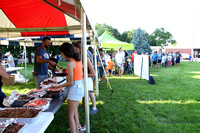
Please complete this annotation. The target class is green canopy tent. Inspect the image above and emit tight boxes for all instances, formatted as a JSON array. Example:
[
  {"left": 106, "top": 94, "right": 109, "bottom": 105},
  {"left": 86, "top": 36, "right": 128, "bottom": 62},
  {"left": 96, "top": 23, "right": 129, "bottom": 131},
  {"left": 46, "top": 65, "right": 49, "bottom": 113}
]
[{"left": 99, "top": 32, "right": 134, "bottom": 51}]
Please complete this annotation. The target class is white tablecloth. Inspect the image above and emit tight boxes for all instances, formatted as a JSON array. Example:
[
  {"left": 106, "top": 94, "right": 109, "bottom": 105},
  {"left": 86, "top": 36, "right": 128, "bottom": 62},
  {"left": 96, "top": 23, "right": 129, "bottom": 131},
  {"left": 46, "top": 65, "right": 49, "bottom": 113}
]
[
  {"left": 6, "top": 67, "right": 24, "bottom": 72},
  {"left": 21, "top": 112, "right": 54, "bottom": 133}
]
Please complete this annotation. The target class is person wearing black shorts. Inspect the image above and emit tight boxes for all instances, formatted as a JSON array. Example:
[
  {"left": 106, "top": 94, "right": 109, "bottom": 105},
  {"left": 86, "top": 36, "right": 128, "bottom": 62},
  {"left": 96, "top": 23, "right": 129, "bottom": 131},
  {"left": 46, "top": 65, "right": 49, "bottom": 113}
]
[
  {"left": 176, "top": 51, "right": 181, "bottom": 66},
  {"left": 152, "top": 51, "right": 158, "bottom": 69}
]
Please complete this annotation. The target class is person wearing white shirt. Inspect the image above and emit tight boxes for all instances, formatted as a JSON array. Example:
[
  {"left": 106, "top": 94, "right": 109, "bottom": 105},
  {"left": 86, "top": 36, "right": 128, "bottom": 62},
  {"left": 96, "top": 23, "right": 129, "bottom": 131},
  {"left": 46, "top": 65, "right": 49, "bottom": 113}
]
[
  {"left": 5, "top": 52, "right": 15, "bottom": 68},
  {"left": 115, "top": 46, "right": 124, "bottom": 77}
]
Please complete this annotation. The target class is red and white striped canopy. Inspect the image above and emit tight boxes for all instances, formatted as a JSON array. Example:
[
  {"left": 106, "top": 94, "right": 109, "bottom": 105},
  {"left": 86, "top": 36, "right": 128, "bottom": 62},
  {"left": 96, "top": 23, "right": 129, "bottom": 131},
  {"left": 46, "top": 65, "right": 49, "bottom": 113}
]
[{"left": 0, "top": 0, "right": 87, "bottom": 38}]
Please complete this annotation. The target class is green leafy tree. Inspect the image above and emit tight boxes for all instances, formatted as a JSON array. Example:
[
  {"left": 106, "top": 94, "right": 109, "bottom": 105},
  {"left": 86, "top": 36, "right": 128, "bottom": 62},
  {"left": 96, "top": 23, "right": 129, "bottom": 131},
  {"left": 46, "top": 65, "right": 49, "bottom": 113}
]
[
  {"left": 26, "top": 47, "right": 36, "bottom": 64},
  {"left": 149, "top": 28, "right": 176, "bottom": 47},
  {"left": 120, "top": 30, "right": 136, "bottom": 43},
  {"left": 95, "top": 23, "right": 121, "bottom": 40},
  {"left": 148, "top": 34, "right": 157, "bottom": 46},
  {"left": 3, "top": 45, "right": 22, "bottom": 58},
  {"left": 131, "top": 28, "right": 152, "bottom": 55}
]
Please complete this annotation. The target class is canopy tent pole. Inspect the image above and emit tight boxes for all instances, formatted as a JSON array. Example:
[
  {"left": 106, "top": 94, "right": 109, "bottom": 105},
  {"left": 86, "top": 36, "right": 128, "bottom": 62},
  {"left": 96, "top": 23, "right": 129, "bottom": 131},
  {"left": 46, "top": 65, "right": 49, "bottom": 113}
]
[
  {"left": 93, "top": 36, "right": 99, "bottom": 97},
  {"left": 24, "top": 41, "right": 27, "bottom": 77},
  {"left": 81, "top": 7, "right": 90, "bottom": 133}
]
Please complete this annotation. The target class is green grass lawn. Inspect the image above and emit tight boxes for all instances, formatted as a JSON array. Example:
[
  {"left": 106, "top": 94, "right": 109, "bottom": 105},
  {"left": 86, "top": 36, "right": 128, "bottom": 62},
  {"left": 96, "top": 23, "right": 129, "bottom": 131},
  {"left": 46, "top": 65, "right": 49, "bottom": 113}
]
[{"left": 2, "top": 61, "right": 200, "bottom": 133}]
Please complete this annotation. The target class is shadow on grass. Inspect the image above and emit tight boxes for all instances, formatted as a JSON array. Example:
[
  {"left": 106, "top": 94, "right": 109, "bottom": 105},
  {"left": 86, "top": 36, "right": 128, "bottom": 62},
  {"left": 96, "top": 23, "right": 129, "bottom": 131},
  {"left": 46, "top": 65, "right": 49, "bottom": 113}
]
[{"left": 2, "top": 79, "right": 36, "bottom": 96}]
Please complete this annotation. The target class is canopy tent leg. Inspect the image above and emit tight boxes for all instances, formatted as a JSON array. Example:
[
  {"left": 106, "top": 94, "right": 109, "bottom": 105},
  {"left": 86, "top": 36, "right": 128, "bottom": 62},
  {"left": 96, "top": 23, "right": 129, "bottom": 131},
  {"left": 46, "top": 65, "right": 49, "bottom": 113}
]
[
  {"left": 81, "top": 7, "right": 90, "bottom": 133},
  {"left": 24, "top": 41, "right": 27, "bottom": 77}
]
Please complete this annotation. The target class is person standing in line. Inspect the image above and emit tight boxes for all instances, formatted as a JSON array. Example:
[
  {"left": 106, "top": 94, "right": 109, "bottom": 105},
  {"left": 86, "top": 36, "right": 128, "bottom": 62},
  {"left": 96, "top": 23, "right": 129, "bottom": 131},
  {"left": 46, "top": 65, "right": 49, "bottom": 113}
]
[
  {"left": 157, "top": 50, "right": 162, "bottom": 68},
  {"left": 115, "top": 46, "right": 124, "bottom": 77},
  {"left": 73, "top": 41, "right": 98, "bottom": 132},
  {"left": 189, "top": 54, "right": 192, "bottom": 62},
  {"left": 107, "top": 56, "right": 114, "bottom": 77},
  {"left": 176, "top": 51, "right": 182, "bottom": 66},
  {"left": 131, "top": 50, "right": 136, "bottom": 72},
  {"left": 123, "top": 50, "right": 128, "bottom": 74},
  {"left": 34, "top": 37, "right": 56, "bottom": 88},
  {"left": 161, "top": 53, "right": 166, "bottom": 68},
  {"left": 104, "top": 52, "right": 110, "bottom": 75},
  {"left": 152, "top": 51, "right": 158, "bottom": 69},
  {"left": 127, "top": 56, "right": 132, "bottom": 74},
  {"left": 195, "top": 55, "right": 198, "bottom": 62},
  {"left": 99, "top": 48, "right": 106, "bottom": 83},
  {"left": 165, "top": 52, "right": 168, "bottom": 67},
  {"left": 167, "top": 54, "right": 172, "bottom": 67}
]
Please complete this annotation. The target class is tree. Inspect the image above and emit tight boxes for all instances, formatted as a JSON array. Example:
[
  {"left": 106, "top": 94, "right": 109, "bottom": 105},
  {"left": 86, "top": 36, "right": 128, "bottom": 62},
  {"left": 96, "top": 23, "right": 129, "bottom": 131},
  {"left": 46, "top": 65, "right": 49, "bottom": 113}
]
[
  {"left": 120, "top": 30, "right": 136, "bottom": 43},
  {"left": 26, "top": 47, "right": 36, "bottom": 64},
  {"left": 131, "top": 28, "right": 152, "bottom": 55},
  {"left": 148, "top": 34, "right": 157, "bottom": 46},
  {"left": 149, "top": 28, "right": 176, "bottom": 47},
  {"left": 95, "top": 23, "right": 121, "bottom": 40}
]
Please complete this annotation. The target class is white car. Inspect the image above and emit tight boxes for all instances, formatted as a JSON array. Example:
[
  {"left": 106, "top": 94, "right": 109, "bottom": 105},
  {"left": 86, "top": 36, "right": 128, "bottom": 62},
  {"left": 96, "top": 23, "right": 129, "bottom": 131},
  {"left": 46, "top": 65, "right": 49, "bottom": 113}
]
[{"left": 181, "top": 53, "right": 190, "bottom": 60}]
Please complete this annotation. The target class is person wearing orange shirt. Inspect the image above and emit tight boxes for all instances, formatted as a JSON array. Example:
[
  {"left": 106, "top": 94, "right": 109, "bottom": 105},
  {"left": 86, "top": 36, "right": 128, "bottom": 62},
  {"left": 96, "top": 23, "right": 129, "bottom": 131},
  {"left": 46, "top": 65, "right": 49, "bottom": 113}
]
[
  {"left": 53, "top": 43, "right": 83, "bottom": 133},
  {"left": 107, "top": 56, "right": 114, "bottom": 77}
]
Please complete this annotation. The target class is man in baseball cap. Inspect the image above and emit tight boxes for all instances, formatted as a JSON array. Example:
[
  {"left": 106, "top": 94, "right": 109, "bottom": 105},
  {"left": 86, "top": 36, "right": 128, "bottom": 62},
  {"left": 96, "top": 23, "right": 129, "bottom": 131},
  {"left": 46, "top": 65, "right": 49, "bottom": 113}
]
[{"left": 5, "top": 52, "right": 15, "bottom": 68}]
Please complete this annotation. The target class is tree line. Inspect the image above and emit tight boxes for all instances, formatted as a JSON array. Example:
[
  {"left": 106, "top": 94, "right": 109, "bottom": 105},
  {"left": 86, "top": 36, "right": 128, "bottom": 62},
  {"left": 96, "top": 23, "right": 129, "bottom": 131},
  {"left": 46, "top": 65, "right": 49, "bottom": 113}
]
[
  {"left": 95, "top": 23, "right": 177, "bottom": 47},
  {"left": 1, "top": 23, "right": 177, "bottom": 63}
]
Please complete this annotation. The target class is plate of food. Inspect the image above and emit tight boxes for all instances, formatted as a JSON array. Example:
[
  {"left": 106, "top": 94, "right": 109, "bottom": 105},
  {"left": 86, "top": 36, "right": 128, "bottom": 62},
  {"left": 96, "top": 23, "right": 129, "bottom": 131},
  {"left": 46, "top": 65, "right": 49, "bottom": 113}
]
[{"left": 23, "top": 98, "right": 52, "bottom": 111}]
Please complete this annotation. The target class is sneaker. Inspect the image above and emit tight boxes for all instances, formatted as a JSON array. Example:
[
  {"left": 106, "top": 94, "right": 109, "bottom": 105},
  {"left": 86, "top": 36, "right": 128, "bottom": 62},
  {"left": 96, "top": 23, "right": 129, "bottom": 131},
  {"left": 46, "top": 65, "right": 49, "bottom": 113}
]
[
  {"left": 68, "top": 126, "right": 82, "bottom": 131},
  {"left": 90, "top": 108, "right": 99, "bottom": 114}
]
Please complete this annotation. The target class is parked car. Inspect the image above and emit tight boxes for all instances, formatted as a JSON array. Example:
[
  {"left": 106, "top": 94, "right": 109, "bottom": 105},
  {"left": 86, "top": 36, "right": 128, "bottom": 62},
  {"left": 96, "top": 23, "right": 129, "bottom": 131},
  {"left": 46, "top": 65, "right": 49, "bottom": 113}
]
[{"left": 181, "top": 53, "right": 190, "bottom": 60}]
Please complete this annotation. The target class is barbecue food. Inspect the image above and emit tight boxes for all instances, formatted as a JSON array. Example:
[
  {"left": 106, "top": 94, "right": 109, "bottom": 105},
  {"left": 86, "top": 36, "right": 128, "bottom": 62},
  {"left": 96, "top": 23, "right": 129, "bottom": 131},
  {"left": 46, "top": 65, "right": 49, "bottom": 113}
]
[
  {"left": 17, "top": 95, "right": 31, "bottom": 101},
  {"left": 42, "top": 81, "right": 49, "bottom": 85},
  {"left": 3, "top": 123, "right": 24, "bottom": 133},
  {"left": 0, "top": 109, "right": 41, "bottom": 118}
]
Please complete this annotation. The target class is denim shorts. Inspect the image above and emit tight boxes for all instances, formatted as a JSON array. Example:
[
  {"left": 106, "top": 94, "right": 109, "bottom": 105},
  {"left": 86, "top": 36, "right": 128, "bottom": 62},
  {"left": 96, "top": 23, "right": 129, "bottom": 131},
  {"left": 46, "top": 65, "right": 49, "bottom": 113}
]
[
  {"left": 82, "top": 77, "right": 93, "bottom": 95},
  {"left": 68, "top": 80, "right": 84, "bottom": 101}
]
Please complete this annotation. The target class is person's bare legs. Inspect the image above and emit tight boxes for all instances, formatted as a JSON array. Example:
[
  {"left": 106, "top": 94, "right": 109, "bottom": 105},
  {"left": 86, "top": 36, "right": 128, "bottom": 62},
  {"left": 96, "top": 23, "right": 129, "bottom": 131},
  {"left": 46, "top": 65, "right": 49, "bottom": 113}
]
[
  {"left": 120, "top": 69, "right": 123, "bottom": 76},
  {"left": 82, "top": 95, "right": 91, "bottom": 130},
  {"left": 74, "top": 107, "right": 81, "bottom": 130},
  {"left": 68, "top": 99, "right": 80, "bottom": 133},
  {"left": 102, "top": 75, "right": 105, "bottom": 82},
  {"left": 90, "top": 92, "right": 97, "bottom": 109},
  {"left": 117, "top": 69, "right": 120, "bottom": 76}
]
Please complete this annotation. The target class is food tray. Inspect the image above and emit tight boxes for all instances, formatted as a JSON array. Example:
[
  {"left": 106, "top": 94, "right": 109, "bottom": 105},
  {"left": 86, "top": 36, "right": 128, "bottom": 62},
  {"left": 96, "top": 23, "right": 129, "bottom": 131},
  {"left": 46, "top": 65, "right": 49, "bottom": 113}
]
[
  {"left": 27, "top": 89, "right": 41, "bottom": 94},
  {"left": 11, "top": 95, "right": 35, "bottom": 107},
  {"left": 0, "top": 108, "right": 42, "bottom": 124},
  {"left": 1, "top": 122, "right": 26, "bottom": 133},
  {"left": 46, "top": 88, "right": 64, "bottom": 98}
]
